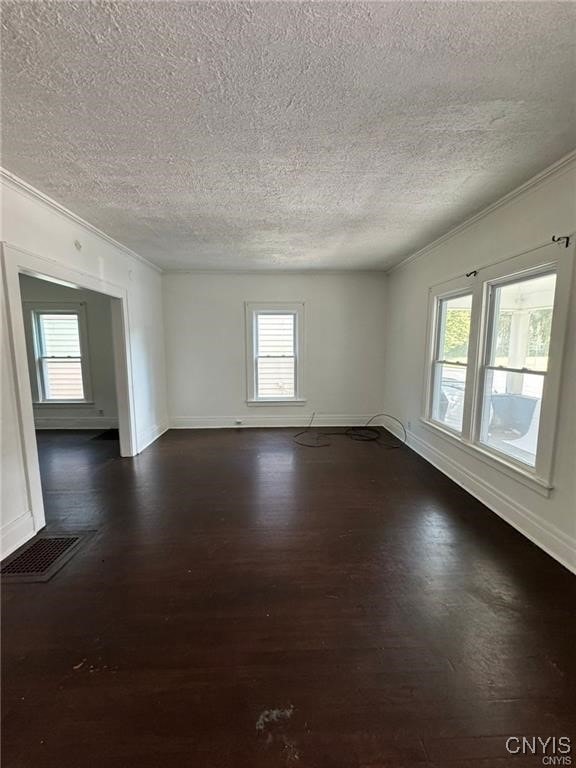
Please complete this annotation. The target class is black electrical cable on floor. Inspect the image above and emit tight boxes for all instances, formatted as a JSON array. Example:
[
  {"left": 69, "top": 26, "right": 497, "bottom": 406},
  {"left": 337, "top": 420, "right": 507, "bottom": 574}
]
[{"left": 293, "top": 412, "right": 407, "bottom": 449}]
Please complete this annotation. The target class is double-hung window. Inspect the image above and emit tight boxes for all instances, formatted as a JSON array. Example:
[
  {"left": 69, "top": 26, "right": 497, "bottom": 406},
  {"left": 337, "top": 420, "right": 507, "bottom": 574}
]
[
  {"left": 25, "top": 303, "right": 92, "bottom": 403},
  {"left": 245, "top": 302, "right": 305, "bottom": 403},
  {"left": 424, "top": 242, "right": 572, "bottom": 490},
  {"left": 478, "top": 271, "right": 556, "bottom": 466},
  {"left": 430, "top": 292, "right": 473, "bottom": 434}
]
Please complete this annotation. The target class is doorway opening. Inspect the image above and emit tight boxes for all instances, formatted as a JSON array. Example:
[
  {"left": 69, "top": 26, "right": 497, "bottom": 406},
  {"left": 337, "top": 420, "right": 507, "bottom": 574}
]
[{"left": 19, "top": 273, "right": 122, "bottom": 530}]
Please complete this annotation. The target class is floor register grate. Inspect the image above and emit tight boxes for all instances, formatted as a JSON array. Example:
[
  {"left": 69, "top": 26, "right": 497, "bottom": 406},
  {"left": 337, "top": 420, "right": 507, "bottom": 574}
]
[{"left": 1, "top": 533, "right": 93, "bottom": 582}]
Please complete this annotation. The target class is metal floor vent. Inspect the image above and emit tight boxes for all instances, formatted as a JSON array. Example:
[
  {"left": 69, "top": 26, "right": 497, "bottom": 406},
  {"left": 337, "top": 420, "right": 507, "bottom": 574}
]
[{"left": 1, "top": 533, "right": 92, "bottom": 583}]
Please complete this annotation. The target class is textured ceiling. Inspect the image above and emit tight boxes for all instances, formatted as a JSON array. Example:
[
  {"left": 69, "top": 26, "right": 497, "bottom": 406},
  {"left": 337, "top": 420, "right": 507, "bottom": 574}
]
[{"left": 1, "top": 1, "right": 575, "bottom": 271}]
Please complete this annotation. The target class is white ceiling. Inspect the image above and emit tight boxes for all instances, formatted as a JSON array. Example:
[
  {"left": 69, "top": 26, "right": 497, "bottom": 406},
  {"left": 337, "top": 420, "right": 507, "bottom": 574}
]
[{"left": 1, "top": 1, "right": 575, "bottom": 271}]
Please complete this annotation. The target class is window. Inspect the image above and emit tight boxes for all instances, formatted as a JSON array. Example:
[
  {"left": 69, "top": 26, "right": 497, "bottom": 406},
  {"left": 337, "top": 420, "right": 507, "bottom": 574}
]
[
  {"left": 479, "top": 272, "right": 556, "bottom": 467},
  {"left": 430, "top": 293, "right": 472, "bottom": 433},
  {"left": 245, "top": 303, "right": 305, "bottom": 403},
  {"left": 424, "top": 242, "right": 572, "bottom": 489},
  {"left": 25, "top": 304, "right": 92, "bottom": 402}
]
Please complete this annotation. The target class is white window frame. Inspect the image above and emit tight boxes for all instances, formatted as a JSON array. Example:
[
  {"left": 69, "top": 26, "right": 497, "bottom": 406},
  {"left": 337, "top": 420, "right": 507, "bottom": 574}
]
[
  {"left": 245, "top": 302, "right": 306, "bottom": 405},
  {"left": 23, "top": 302, "right": 93, "bottom": 404},
  {"left": 422, "top": 241, "right": 574, "bottom": 494}
]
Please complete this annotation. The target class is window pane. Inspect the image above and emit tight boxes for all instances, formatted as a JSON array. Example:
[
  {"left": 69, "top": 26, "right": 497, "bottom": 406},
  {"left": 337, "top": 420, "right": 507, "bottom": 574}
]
[
  {"left": 438, "top": 295, "right": 472, "bottom": 364},
  {"left": 39, "top": 313, "right": 81, "bottom": 357},
  {"left": 257, "top": 314, "right": 294, "bottom": 356},
  {"left": 489, "top": 273, "right": 556, "bottom": 372},
  {"left": 257, "top": 358, "right": 295, "bottom": 398},
  {"left": 479, "top": 369, "right": 544, "bottom": 467},
  {"left": 431, "top": 363, "right": 467, "bottom": 432},
  {"left": 43, "top": 360, "right": 85, "bottom": 400}
]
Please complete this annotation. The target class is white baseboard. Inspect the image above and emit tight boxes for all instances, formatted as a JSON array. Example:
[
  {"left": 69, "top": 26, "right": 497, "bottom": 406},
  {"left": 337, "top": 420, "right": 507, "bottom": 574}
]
[
  {"left": 1, "top": 512, "right": 37, "bottom": 560},
  {"left": 34, "top": 416, "right": 118, "bottom": 430},
  {"left": 137, "top": 423, "right": 170, "bottom": 453},
  {"left": 404, "top": 428, "right": 576, "bottom": 575},
  {"left": 171, "top": 414, "right": 376, "bottom": 429}
]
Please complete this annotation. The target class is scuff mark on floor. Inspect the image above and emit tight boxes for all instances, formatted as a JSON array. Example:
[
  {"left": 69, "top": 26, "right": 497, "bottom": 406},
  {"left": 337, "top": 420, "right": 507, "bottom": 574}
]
[
  {"left": 72, "top": 658, "right": 118, "bottom": 674},
  {"left": 280, "top": 735, "right": 300, "bottom": 764},
  {"left": 256, "top": 705, "right": 294, "bottom": 732},
  {"left": 256, "top": 705, "right": 300, "bottom": 763}
]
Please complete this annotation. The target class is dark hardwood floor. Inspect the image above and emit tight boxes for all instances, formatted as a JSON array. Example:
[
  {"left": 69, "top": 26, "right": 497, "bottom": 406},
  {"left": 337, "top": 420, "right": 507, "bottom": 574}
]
[{"left": 2, "top": 428, "right": 575, "bottom": 767}]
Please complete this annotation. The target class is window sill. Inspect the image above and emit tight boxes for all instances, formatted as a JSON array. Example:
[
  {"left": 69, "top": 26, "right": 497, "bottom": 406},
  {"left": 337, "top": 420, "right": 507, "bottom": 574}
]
[
  {"left": 419, "top": 417, "right": 552, "bottom": 497},
  {"left": 33, "top": 401, "right": 95, "bottom": 407},
  {"left": 246, "top": 399, "right": 307, "bottom": 407}
]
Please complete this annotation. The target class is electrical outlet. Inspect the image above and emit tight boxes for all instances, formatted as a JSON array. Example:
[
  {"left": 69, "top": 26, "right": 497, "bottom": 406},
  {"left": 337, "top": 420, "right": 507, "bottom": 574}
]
[{"left": 407, "top": 420, "right": 412, "bottom": 431}]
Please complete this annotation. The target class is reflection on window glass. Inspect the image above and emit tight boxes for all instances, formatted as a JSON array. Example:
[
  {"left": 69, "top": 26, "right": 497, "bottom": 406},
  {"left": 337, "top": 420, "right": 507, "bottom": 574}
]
[
  {"left": 480, "top": 370, "right": 543, "bottom": 467},
  {"left": 431, "top": 363, "right": 467, "bottom": 432},
  {"left": 489, "top": 273, "right": 556, "bottom": 372}
]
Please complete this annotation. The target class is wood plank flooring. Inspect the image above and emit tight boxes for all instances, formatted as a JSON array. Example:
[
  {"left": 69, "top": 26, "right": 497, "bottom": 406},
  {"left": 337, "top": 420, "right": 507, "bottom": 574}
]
[{"left": 2, "top": 428, "right": 575, "bottom": 767}]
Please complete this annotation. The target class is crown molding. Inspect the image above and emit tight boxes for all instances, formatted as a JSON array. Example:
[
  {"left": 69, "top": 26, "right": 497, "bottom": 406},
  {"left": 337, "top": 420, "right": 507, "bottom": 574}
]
[
  {"left": 387, "top": 149, "right": 576, "bottom": 275},
  {"left": 0, "top": 168, "right": 163, "bottom": 274},
  {"left": 163, "top": 268, "right": 388, "bottom": 276}
]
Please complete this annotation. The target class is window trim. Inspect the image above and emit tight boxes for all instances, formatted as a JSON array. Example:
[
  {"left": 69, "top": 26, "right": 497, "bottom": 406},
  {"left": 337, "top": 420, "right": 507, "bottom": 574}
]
[
  {"left": 422, "top": 241, "right": 574, "bottom": 493},
  {"left": 23, "top": 302, "right": 93, "bottom": 404},
  {"left": 245, "top": 302, "right": 306, "bottom": 405}
]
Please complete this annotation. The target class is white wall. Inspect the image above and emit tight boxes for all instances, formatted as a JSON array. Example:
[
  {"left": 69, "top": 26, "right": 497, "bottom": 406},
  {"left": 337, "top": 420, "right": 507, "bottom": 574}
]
[
  {"left": 19, "top": 274, "right": 118, "bottom": 429},
  {"left": 1, "top": 173, "right": 169, "bottom": 556},
  {"left": 384, "top": 156, "right": 576, "bottom": 573},
  {"left": 164, "top": 272, "right": 388, "bottom": 427}
]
